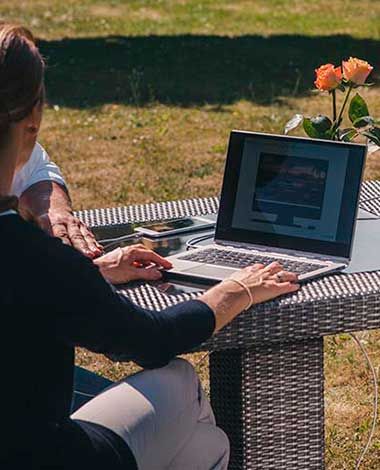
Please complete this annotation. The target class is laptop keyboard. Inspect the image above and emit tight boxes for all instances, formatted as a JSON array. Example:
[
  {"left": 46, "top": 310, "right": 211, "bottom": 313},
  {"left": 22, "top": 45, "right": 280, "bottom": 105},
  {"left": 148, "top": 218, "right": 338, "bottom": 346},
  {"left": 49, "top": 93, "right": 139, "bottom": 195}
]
[{"left": 179, "top": 248, "right": 325, "bottom": 275}]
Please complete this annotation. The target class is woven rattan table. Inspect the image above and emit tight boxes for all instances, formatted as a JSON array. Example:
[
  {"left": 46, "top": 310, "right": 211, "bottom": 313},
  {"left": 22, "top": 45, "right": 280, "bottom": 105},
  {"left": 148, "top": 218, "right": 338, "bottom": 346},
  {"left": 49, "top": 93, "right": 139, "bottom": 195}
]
[{"left": 76, "top": 180, "right": 380, "bottom": 470}]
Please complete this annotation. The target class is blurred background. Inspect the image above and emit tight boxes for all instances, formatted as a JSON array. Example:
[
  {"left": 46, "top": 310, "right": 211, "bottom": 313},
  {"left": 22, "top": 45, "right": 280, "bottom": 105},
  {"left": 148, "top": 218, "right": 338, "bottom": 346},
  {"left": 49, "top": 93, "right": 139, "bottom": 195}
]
[{"left": 3, "top": 1, "right": 380, "bottom": 468}]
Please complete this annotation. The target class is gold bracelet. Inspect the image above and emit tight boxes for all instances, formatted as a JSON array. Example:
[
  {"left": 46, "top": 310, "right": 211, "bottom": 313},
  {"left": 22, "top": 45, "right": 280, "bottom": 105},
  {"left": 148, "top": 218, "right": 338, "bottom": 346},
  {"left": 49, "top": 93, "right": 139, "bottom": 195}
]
[{"left": 223, "top": 278, "right": 254, "bottom": 310}]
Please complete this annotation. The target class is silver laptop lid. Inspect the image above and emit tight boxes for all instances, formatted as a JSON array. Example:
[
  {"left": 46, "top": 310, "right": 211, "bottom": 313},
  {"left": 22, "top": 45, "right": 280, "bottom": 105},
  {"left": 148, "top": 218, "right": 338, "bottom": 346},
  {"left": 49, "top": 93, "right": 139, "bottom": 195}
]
[{"left": 215, "top": 131, "right": 367, "bottom": 261}]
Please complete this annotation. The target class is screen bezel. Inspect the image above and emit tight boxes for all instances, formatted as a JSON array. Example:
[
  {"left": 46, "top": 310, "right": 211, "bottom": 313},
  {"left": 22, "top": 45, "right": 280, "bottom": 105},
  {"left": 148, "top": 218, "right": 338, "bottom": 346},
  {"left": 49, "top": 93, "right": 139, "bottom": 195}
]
[{"left": 216, "top": 131, "right": 367, "bottom": 258}]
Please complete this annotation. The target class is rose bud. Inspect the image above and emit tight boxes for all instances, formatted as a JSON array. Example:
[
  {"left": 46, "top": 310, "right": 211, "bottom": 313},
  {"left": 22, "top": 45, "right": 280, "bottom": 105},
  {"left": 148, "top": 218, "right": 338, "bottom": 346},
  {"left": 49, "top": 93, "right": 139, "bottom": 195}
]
[
  {"left": 314, "top": 64, "right": 342, "bottom": 91},
  {"left": 342, "top": 57, "right": 373, "bottom": 85}
]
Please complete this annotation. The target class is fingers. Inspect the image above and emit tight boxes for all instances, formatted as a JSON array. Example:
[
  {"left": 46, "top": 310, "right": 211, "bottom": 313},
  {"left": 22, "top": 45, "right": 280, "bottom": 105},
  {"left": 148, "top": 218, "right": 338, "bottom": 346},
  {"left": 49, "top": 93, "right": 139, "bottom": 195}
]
[
  {"left": 126, "top": 246, "right": 172, "bottom": 269},
  {"left": 39, "top": 212, "right": 102, "bottom": 259},
  {"left": 247, "top": 263, "right": 264, "bottom": 271},
  {"left": 271, "top": 271, "right": 298, "bottom": 283},
  {"left": 264, "top": 279, "right": 300, "bottom": 292},
  {"left": 261, "top": 261, "right": 283, "bottom": 276},
  {"left": 65, "top": 218, "right": 103, "bottom": 258},
  {"left": 79, "top": 223, "right": 103, "bottom": 258},
  {"left": 52, "top": 222, "right": 72, "bottom": 246},
  {"left": 256, "top": 263, "right": 298, "bottom": 284},
  {"left": 128, "top": 265, "right": 163, "bottom": 281},
  {"left": 275, "top": 281, "right": 301, "bottom": 294},
  {"left": 67, "top": 220, "right": 93, "bottom": 257}
]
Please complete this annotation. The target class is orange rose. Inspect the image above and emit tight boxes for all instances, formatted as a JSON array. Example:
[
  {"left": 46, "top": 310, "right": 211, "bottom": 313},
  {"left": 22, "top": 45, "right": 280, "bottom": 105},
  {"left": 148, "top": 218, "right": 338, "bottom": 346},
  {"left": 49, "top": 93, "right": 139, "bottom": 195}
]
[
  {"left": 314, "top": 64, "right": 342, "bottom": 91},
  {"left": 342, "top": 57, "right": 373, "bottom": 85}
]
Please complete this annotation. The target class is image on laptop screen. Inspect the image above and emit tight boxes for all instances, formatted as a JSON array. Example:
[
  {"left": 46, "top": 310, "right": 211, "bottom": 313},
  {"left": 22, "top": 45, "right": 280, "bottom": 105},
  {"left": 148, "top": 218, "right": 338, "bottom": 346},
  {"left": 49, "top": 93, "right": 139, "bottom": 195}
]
[
  {"left": 231, "top": 137, "right": 349, "bottom": 243},
  {"left": 252, "top": 153, "right": 328, "bottom": 226}
]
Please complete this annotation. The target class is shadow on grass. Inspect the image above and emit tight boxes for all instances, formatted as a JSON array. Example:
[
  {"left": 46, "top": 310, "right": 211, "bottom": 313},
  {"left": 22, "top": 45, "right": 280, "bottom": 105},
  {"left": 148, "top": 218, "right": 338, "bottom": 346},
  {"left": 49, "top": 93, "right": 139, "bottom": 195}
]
[{"left": 39, "top": 34, "right": 380, "bottom": 108}]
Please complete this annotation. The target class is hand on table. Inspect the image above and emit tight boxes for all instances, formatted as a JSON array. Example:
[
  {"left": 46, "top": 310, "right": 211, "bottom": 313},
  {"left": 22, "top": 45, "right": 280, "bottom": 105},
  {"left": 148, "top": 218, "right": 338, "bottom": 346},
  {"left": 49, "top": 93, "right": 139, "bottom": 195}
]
[
  {"left": 18, "top": 180, "right": 103, "bottom": 259},
  {"left": 226, "top": 262, "right": 300, "bottom": 306},
  {"left": 94, "top": 244, "right": 173, "bottom": 285},
  {"left": 200, "top": 262, "right": 300, "bottom": 332},
  {"left": 37, "top": 211, "right": 103, "bottom": 259}
]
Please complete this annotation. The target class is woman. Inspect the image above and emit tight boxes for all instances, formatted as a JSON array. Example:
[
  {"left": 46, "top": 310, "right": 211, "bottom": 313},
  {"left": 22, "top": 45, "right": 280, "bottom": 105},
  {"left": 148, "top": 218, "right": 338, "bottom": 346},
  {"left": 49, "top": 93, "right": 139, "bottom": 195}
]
[{"left": 0, "top": 25, "right": 299, "bottom": 470}]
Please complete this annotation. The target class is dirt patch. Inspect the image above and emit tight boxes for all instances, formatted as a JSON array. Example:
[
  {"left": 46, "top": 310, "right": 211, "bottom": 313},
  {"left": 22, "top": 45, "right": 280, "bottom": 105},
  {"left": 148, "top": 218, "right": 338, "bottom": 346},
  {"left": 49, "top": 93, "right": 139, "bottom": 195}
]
[
  {"left": 90, "top": 5, "right": 164, "bottom": 22},
  {"left": 134, "top": 7, "right": 164, "bottom": 22},
  {"left": 89, "top": 5, "right": 126, "bottom": 18}
]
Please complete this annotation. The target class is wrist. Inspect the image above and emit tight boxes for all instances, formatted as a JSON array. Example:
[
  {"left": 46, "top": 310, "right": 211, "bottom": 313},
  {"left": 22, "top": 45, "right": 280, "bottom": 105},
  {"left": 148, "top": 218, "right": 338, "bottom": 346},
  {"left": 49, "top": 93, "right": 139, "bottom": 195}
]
[
  {"left": 222, "top": 278, "right": 253, "bottom": 310},
  {"left": 199, "top": 280, "right": 250, "bottom": 330},
  {"left": 94, "top": 248, "right": 123, "bottom": 282}
]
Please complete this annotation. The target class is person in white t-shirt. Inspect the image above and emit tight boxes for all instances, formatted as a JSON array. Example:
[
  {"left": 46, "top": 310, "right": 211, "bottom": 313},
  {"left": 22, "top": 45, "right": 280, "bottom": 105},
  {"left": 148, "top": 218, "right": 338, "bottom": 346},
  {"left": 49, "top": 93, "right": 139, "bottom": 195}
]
[{"left": 13, "top": 141, "right": 102, "bottom": 258}]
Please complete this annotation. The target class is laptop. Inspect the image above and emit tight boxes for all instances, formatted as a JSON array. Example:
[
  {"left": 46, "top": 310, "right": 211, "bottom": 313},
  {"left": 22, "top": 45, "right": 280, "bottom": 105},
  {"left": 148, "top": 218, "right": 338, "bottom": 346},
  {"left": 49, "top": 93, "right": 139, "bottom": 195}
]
[{"left": 165, "top": 131, "right": 367, "bottom": 284}]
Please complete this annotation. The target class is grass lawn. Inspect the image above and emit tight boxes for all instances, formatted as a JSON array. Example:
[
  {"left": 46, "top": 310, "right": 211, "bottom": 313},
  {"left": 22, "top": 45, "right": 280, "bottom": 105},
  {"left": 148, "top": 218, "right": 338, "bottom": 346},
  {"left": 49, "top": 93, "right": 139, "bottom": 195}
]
[{"left": 3, "top": 1, "right": 380, "bottom": 467}]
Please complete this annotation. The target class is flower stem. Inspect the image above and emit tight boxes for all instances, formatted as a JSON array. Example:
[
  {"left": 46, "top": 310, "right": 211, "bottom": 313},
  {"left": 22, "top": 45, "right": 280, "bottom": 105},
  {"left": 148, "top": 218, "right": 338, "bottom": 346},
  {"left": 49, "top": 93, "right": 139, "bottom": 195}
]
[
  {"left": 335, "top": 85, "right": 352, "bottom": 128},
  {"left": 331, "top": 85, "right": 352, "bottom": 141},
  {"left": 332, "top": 90, "right": 337, "bottom": 140},
  {"left": 332, "top": 89, "right": 337, "bottom": 122}
]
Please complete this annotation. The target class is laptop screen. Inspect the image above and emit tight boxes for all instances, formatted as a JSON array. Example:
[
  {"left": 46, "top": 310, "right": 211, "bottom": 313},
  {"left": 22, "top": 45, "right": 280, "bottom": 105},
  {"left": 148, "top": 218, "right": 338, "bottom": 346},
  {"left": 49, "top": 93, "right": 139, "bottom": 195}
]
[{"left": 216, "top": 131, "right": 366, "bottom": 258}]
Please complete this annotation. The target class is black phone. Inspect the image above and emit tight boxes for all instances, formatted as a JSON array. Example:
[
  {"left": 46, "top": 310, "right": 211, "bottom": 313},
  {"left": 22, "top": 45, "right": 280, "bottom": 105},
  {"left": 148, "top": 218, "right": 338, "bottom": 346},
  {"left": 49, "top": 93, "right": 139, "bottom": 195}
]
[{"left": 135, "top": 215, "right": 216, "bottom": 238}]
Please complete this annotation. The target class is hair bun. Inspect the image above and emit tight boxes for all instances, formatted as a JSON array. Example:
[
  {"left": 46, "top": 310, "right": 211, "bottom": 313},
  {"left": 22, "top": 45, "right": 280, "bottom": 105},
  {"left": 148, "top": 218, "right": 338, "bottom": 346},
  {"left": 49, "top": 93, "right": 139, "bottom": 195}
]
[{"left": 0, "top": 24, "right": 44, "bottom": 137}]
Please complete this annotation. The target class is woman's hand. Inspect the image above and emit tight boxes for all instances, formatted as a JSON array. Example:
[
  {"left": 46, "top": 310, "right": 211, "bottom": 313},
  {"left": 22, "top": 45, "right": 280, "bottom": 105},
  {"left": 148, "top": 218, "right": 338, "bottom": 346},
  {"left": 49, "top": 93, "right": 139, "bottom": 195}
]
[
  {"left": 225, "top": 262, "right": 299, "bottom": 306},
  {"left": 94, "top": 244, "right": 172, "bottom": 285},
  {"left": 199, "top": 262, "right": 300, "bottom": 332}
]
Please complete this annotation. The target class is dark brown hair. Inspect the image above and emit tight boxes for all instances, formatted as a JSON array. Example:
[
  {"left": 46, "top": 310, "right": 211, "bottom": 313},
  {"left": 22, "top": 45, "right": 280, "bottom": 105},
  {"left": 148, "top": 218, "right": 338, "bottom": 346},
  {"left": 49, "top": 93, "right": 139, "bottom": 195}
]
[
  {"left": 0, "top": 24, "right": 45, "bottom": 210},
  {"left": 0, "top": 24, "right": 45, "bottom": 135}
]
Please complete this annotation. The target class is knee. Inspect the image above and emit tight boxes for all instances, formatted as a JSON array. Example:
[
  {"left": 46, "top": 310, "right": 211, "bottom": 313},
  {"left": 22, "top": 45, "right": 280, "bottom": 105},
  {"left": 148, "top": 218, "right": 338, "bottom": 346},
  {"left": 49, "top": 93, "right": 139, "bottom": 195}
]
[
  {"left": 212, "top": 426, "right": 230, "bottom": 455},
  {"left": 169, "top": 424, "right": 230, "bottom": 470},
  {"left": 166, "top": 357, "right": 196, "bottom": 374},
  {"left": 159, "top": 358, "right": 201, "bottom": 402},
  {"left": 214, "top": 426, "right": 230, "bottom": 457},
  {"left": 164, "top": 358, "right": 199, "bottom": 386},
  {"left": 206, "top": 426, "right": 230, "bottom": 469}
]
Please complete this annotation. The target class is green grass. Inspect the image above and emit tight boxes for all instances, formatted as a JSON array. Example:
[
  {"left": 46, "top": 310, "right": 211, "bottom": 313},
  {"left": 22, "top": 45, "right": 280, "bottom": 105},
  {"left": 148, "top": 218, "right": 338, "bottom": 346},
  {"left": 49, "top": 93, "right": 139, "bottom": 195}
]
[{"left": 2, "top": 1, "right": 380, "bottom": 467}]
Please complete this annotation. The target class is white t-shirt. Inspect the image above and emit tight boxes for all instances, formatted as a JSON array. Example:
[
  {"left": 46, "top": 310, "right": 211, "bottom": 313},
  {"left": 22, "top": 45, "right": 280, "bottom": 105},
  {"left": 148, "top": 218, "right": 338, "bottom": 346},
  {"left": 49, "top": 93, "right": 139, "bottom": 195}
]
[
  {"left": 11, "top": 142, "right": 66, "bottom": 197},
  {"left": 0, "top": 210, "right": 17, "bottom": 216}
]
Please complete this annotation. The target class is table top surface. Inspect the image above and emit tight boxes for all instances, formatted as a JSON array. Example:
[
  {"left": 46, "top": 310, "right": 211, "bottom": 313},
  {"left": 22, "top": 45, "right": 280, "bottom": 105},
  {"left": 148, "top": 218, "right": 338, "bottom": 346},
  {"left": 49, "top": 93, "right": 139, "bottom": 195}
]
[{"left": 76, "top": 180, "right": 380, "bottom": 350}]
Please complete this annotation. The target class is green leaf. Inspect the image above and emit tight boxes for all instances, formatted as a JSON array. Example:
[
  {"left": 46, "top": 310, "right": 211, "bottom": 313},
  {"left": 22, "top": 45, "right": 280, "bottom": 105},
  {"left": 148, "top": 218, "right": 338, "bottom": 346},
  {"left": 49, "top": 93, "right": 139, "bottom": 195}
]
[
  {"left": 349, "top": 93, "right": 369, "bottom": 123},
  {"left": 362, "top": 127, "right": 380, "bottom": 146},
  {"left": 352, "top": 115, "right": 374, "bottom": 128},
  {"left": 303, "top": 115, "right": 333, "bottom": 139},
  {"left": 284, "top": 114, "right": 303, "bottom": 134},
  {"left": 340, "top": 128, "right": 357, "bottom": 141}
]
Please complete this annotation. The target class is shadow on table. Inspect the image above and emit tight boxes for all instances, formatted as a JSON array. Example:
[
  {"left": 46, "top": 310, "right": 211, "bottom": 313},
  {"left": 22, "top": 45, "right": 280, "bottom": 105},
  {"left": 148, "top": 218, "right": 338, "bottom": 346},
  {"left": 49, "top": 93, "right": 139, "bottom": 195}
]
[{"left": 40, "top": 34, "right": 380, "bottom": 108}]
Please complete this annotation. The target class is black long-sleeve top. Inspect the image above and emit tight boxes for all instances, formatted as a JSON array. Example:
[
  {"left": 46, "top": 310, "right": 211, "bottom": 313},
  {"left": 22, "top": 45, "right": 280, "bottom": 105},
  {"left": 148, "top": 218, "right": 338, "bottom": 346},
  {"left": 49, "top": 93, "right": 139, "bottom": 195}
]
[{"left": 0, "top": 213, "right": 215, "bottom": 469}]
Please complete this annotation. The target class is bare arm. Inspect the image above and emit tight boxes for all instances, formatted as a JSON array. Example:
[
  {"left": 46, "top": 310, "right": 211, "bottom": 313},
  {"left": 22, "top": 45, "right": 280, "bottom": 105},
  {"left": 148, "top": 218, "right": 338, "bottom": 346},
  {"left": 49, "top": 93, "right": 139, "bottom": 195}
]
[{"left": 18, "top": 180, "right": 103, "bottom": 258}]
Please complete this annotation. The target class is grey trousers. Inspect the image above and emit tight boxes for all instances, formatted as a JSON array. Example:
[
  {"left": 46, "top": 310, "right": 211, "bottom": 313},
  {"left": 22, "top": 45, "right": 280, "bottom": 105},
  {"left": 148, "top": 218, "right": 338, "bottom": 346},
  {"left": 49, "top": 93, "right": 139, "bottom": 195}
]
[{"left": 71, "top": 359, "right": 230, "bottom": 469}]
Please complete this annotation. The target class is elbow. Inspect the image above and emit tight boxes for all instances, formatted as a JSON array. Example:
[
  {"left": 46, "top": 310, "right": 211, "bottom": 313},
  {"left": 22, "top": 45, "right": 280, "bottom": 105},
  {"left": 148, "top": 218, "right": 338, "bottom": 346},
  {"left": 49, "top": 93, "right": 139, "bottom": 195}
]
[
  {"left": 134, "top": 356, "right": 173, "bottom": 370},
  {"left": 128, "top": 344, "right": 176, "bottom": 369},
  {"left": 111, "top": 333, "right": 178, "bottom": 370}
]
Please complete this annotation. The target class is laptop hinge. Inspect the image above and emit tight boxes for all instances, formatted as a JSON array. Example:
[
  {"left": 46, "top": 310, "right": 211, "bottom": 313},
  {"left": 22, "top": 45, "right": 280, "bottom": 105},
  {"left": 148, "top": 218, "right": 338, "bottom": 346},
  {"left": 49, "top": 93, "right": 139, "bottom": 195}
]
[{"left": 214, "top": 239, "right": 349, "bottom": 265}]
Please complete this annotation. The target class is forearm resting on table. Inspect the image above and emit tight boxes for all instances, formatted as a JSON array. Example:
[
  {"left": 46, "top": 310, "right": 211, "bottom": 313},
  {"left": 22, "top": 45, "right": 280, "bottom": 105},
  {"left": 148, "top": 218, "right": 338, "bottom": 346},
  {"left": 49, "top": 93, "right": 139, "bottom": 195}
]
[{"left": 199, "top": 281, "right": 249, "bottom": 333}]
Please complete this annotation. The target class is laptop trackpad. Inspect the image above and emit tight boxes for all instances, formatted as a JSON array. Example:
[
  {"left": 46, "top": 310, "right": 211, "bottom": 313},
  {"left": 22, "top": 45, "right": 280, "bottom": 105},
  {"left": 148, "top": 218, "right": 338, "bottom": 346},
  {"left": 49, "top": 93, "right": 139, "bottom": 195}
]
[{"left": 184, "top": 265, "right": 236, "bottom": 279}]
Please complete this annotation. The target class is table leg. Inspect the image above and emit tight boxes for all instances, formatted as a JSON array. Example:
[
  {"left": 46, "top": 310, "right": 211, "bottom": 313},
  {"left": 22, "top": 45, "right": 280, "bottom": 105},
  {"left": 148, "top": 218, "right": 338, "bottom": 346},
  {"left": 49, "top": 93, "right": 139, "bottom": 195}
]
[{"left": 209, "top": 339, "right": 324, "bottom": 469}]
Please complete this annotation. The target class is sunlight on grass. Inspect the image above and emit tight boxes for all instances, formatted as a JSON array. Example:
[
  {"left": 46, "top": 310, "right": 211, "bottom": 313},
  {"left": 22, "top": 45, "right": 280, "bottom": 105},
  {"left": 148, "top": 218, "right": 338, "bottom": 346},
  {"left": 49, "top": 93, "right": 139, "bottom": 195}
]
[{"left": 2, "top": 1, "right": 380, "bottom": 467}]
